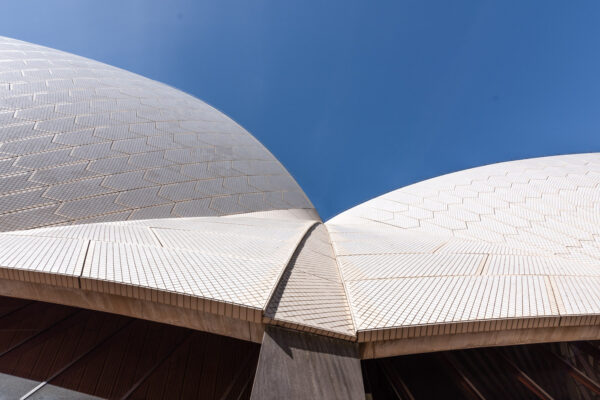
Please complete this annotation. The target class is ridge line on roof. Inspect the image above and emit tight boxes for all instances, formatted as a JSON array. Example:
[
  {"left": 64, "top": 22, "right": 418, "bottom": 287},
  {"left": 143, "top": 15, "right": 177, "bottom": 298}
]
[
  {"left": 327, "top": 223, "right": 358, "bottom": 338},
  {"left": 262, "top": 220, "right": 320, "bottom": 315}
]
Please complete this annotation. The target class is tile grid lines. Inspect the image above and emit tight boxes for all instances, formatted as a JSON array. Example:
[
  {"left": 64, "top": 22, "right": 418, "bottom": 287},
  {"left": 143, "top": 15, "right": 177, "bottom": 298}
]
[
  {"left": 0, "top": 191, "right": 303, "bottom": 231},
  {"left": 148, "top": 226, "right": 165, "bottom": 248},
  {"left": 261, "top": 220, "right": 320, "bottom": 327},
  {"left": 354, "top": 315, "right": 575, "bottom": 342},
  {"left": 546, "top": 276, "right": 563, "bottom": 317},
  {"left": 335, "top": 272, "right": 600, "bottom": 281},
  {"left": 0, "top": 216, "right": 317, "bottom": 325},
  {"left": 260, "top": 218, "right": 319, "bottom": 312},
  {"left": 0, "top": 185, "right": 311, "bottom": 224},
  {"left": 346, "top": 272, "right": 580, "bottom": 340},
  {"left": 77, "top": 239, "right": 92, "bottom": 284},
  {"left": 264, "top": 319, "right": 355, "bottom": 341},
  {"left": 476, "top": 254, "right": 489, "bottom": 275},
  {"left": 329, "top": 222, "right": 359, "bottom": 337},
  {"left": 263, "top": 223, "right": 356, "bottom": 340},
  {"left": 351, "top": 167, "right": 594, "bottom": 206},
  {"left": 0, "top": 37, "right": 316, "bottom": 231},
  {"left": 335, "top": 227, "right": 366, "bottom": 338},
  {"left": 0, "top": 180, "right": 302, "bottom": 211},
  {"left": 0, "top": 234, "right": 599, "bottom": 341},
  {"left": 358, "top": 196, "right": 600, "bottom": 255},
  {"left": 5, "top": 45, "right": 600, "bottom": 348},
  {"left": 330, "top": 154, "right": 600, "bottom": 343}
]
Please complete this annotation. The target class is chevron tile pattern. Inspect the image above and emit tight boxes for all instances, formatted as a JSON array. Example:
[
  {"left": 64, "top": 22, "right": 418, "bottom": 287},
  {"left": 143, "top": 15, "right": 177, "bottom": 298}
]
[
  {"left": 2, "top": 36, "right": 600, "bottom": 350},
  {"left": 0, "top": 36, "right": 313, "bottom": 231},
  {"left": 328, "top": 154, "right": 600, "bottom": 341}
]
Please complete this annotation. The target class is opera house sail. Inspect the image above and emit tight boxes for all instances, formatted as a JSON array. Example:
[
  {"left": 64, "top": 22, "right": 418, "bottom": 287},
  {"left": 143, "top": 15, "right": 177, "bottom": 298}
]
[{"left": 0, "top": 36, "right": 599, "bottom": 399}]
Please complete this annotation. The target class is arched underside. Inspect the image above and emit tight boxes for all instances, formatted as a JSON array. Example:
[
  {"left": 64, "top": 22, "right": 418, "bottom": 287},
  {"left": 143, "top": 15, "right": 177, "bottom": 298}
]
[
  {"left": 363, "top": 341, "right": 600, "bottom": 399},
  {"left": 2, "top": 294, "right": 599, "bottom": 399},
  {"left": 0, "top": 295, "right": 260, "bottom": 399}
]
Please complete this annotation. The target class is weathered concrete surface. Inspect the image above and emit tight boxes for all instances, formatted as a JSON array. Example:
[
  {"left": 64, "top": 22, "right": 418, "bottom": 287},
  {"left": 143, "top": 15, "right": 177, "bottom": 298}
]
[
  {"left": 251, "top": 326, "right": 364, "bottom": 400},
  {"left": 0, "top": 278, "right": 264, "bottom": 343},
  {"left": 360, "top": 324, "right": 600, "bottom": 359}
]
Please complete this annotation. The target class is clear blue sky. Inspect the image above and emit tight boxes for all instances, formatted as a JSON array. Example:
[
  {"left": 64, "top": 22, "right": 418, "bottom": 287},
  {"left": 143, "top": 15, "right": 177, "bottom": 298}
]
[{"left": 2, "top": 1, "right": 600, "bottom": 220}]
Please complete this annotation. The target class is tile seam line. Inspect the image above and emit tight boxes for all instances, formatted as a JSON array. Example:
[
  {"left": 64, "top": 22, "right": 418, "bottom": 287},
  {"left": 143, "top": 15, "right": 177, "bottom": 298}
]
[
  {"left": 333, "top": 250, "right": 553, "bottom": 256},
  {"left": 353, "top": 315, "right": 570, "bottom": 336},
  {"left": 266, "top": 316, "right": 356, "bottom": 341},
  {"left": 0, "top": 225, "right": 318, "bottom": 317},
  {"left": 325, "top": 223, "right": 359, "bottom": 340},
  {"left": 0, "top": 203, "right": 312, "bottom": 233},
  {"left": 342, "top": 273, "right": 600, "bottom": 283},
  {"left": 0, "top": 156, "right": 297, "bottom": 194},
  {"left": 261, "top": 220, "right": 320, "bottom": 323},
  {"left": 148, "top": 226, "right": 164, "bottom": 247},
  {"left": 77, "top": 239, "right": 92, "bottom": 289}
]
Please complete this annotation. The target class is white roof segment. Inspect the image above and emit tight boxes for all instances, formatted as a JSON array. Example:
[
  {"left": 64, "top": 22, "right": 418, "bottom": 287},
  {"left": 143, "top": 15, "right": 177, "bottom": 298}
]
[
  {"left": 265, "top": 224, "right": 355, "bottom": 339},
  {"left": 2, "top": 149, "right": 600, "bottom": 350},
  {"left": 2, "top": 37, "right": 600, "bottom": 355},
  {"left": 0, "top": 36, "right": 314, "bottom": 231},
  {"left": 327, "top": 153, "right": 600, "bottom": 344},
  {"left": 1, "top": 212, "right": 315, "bottom": 323}
]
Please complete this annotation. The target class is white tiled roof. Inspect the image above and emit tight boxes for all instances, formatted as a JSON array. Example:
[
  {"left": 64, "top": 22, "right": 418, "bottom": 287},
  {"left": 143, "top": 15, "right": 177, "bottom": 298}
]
[
  {"left": 0, "top": 36, "right": 313, "bottom": 231},
  {"left": 0, "top": 212, "right": 314, "bottom": 323},
  {"left": 265, "top": 224, "right": 355, "bottom": 339},
  {"left": 328, "top": 153, "right": 600, "bottom": 342},
  {"left": 2, "top": 151, "right": 600, "bottom": 346},
  {"left": 1, "top": 36, "right": 600, "bottom": 350}
]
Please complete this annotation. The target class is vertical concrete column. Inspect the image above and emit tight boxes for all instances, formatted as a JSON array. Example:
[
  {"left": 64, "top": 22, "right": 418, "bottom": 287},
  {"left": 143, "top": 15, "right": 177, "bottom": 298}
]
[{"left": 250, "top": 326, "right": 364, "bottom": 400}]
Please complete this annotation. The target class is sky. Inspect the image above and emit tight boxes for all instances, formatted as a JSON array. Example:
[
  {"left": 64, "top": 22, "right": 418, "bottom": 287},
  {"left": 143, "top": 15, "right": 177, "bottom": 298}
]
[{"left": 2, "top": 1, "right": 600, "bottom": 220}]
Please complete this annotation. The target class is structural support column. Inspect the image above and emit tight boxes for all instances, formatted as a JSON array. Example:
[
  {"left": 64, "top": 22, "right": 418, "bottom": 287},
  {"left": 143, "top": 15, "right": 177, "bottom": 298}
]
[{"left": 250, "top": 326, "right": 364, "bottom": 400}]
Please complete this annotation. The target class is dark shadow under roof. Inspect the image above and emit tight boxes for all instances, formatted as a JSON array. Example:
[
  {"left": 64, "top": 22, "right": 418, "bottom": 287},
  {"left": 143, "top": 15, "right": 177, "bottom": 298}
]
[{"left": 0, "top": 296, "right": 259, "bottom": 399}]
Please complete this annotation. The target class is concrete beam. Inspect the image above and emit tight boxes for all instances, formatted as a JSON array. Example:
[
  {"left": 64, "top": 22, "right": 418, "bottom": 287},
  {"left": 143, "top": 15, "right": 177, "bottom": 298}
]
[{"left": 251, "top": 326, "right": 364, "bottom": 399}]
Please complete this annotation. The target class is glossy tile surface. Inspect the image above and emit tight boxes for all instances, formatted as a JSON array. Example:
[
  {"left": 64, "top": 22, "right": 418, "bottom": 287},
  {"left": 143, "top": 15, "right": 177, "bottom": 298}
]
[
  {"left": 328, "top": 154, "right": 600, "bottom": 340},
  {"left": 0, "top": 36, "right": 313, "bottom": 231}
]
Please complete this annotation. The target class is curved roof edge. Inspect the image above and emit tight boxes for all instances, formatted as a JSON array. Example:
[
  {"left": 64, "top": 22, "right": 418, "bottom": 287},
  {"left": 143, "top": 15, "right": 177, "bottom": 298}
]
[
  {"left": 0, "top": 210, "right": 316, "bottom": 329},
  {"left": 0, "top": 36, "right": 315, "bottom": 230},
  {"left": 324, "top": 153, "right": 600, "bottom": 357},
  {"left": 1, "top": 148, "right": 600, "bottom": 357},
  {"left": 0, "top": 210, "right": 358, "bottom": 341},
  {"left": 360, "top": 323, "right": 600, "bottom": 359},
  {"left": 0, "top": 277, "right": 266, "bottom": 343}
]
